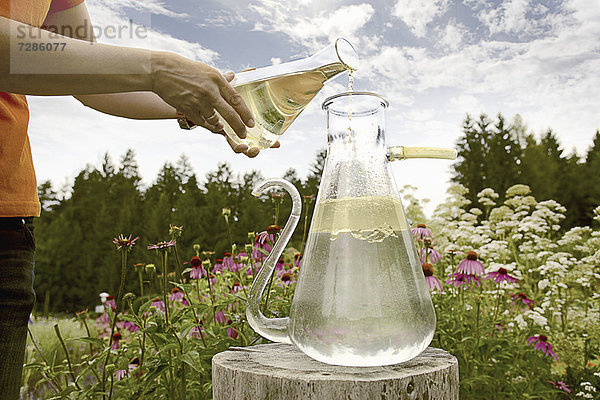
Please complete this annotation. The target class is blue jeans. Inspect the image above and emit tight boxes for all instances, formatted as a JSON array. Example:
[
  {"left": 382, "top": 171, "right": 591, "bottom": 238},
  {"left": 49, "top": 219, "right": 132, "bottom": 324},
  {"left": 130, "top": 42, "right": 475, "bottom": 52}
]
[{"left": 0, "top": 218, "right": 36, "bottom": 400}]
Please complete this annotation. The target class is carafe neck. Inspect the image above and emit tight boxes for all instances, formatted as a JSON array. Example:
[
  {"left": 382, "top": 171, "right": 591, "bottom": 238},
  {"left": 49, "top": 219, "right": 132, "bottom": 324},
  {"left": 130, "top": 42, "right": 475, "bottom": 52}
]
[{"left": 323, "top": 92, "right": 389, "bottom": 159}]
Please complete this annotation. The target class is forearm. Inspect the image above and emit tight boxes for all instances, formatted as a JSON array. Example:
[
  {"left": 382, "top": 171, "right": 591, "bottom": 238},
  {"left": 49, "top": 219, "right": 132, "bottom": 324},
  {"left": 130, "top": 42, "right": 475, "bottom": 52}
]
[
  {"left": 75, "top": 92, "right": 177, "bottom": 119},
  {"left": 0, "top": 16, "right": 154, "bottom": 95}
]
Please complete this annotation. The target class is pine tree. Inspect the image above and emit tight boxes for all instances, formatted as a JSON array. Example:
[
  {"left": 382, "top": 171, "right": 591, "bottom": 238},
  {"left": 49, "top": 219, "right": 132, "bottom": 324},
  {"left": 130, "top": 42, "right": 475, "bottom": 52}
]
[
  {"left": 584, "top": 129, "right": 600, "bottom": 221},
  {"left": 486, "top": 113, "right": 522, "bottom": 198},
  {"left": 452, "top": 114, "right": 490, "bottom": 206}
]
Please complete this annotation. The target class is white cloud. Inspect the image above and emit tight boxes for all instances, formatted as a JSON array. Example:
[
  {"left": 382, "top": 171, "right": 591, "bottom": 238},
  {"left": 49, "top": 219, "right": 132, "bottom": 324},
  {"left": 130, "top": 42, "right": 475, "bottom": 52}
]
[
  {"left": 392, "top": 0, "right": 450, "bottom": 37},
  {"left": 250, "top": 2, "right": 375, "bottom": 51},
  {"left": 436, "top": 20, "right": 469, "bottom": 52},
  {"left": 473, "top": 0, "right": 577, "bottom": 40},
  {"left": 86, "top": 0, "right": 218, "bottom": 63},
  {"left": 449, "top": 95, "right": 482, "bottom": 114},
  {"left": 89, "top": 0, "right": 188, "bottom": 19}
]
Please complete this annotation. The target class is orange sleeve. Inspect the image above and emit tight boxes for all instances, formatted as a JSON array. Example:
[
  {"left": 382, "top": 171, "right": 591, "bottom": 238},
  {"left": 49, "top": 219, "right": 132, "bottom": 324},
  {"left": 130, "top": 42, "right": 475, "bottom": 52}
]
[{"left": 48, "top": 0, "right": 85, "bottom": 13}]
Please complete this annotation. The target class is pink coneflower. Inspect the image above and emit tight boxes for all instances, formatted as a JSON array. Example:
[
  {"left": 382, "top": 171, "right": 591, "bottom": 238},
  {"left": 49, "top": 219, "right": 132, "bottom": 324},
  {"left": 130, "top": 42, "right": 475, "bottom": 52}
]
[
  {"left": 105, "top": 295, "right": 116, "bottom": 310},
  {"left": 547, "top": 380, "right": 571, "bottom": 394},
  {"left": 189, "top": 326, "right": 206, "bottom": 339},
  {"left": 510, "top": 292, "right": 535, "bottom": 309},
  {"left": 275, "top": 258, "right": 286, "bottom": 272},
  {"left": 151, "top": 297, "right": 165, "bottom": 312},
  {"left": 115, "top": 359, "right": 139, "bottom": 381},
  {"left": 123, "top": 321, "right": 139, "bottom": 333},
  {"left": 169, "top": 287, "right": 187, "bottom": 305},
  {"left": 113, "top": 234, "right": 139, "bottom": 251},
  {"left": 147, "top": 240, "right": 176, "bottom": 251},
  {"left": 266, "top": 225, "right": 281, "bottom": 235},
  {"left": 115, "top": 369, "right": 127, "bottom": 380},
  {"left": 411, "top": 224, "right": 432, "bottom": 239},
  {"left": 277, "top": 270, "right": 294, "bottom": 287},
  {"left": 230, "top": 282, "right": 243, "bottom": 293},
  {"left": 419, "top": 247, "right": 442, "bottom": 264},
  {"left": 112, "top": 332, "right": 122, "bottom": 350},
  {"left": 446, "top": 272, "right": 481, "bottom": 288},
  {"left": 189, "top": 256, "right": 206, "bottom": 279},
  {"left": 486, "top": 268, "right": 519, "bottom": 284},
  {"left": 212, "top": 258, "right": 223, "bottom": 273},
  {"left": 223, "top": 254, "right": 241, "bottom": 272},
  {"left": 214, "top": 310, "right": 227, "bottom": 324},
  {"left": 527, "top": 335, "right": 558, "bottom": 361},
  {"left": 208, "top": 273, "right": 216, "bottom": 286},
  {"left": 227, "top": 320, "right": 239, "bottom": 339},
  {"left": 421, "top": 263, "right": 443, "bottom": 292},
  {"left": 253, "top": 230, "right": 274, "bottom": 260},
  {"left": 293, "top": 253, "right": 302, "bottom": 268},
  {"left": 456, "top": 251, "right": 485, "bottom": 275}
]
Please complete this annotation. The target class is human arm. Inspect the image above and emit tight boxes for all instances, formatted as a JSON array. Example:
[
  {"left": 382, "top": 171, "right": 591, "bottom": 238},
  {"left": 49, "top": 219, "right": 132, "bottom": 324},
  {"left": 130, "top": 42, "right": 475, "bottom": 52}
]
[
  {"left": 39, "top": 2, "right": 178, "bottom": 120},
  {"left": 0, "top": 10, "right": 256, "bottom": 152}
]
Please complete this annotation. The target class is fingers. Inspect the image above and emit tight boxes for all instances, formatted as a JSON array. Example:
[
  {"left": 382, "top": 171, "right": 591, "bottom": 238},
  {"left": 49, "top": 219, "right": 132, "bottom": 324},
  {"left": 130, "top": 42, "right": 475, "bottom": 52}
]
[
  {"left": 203, "top": 110, "right": 221, "bottom": 128},
  {"left": 215, "top": 131, "right": 260, "bottom": 158},
  {"left": 195, "top": 102, "right": 224, "bottom": 131},
  {"left": 217, "top": 76, "right": 255, "bottom": 129},
  {"left": 223, "top": 71, "right": 235, "bottom": 82}
]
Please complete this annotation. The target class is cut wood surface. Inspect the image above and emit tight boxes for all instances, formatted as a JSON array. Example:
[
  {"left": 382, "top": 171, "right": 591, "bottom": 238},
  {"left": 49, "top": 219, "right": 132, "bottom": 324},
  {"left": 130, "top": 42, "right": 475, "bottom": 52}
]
[{"left": 212, "top": 343, "right": 459, "bottom": 400}]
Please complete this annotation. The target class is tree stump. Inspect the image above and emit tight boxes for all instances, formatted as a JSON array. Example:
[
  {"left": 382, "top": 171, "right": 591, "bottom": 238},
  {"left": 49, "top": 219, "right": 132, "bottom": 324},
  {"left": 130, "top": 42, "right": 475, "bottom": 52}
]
[{"left": 212, "top": 343, "right": 459, "bottom": 400}]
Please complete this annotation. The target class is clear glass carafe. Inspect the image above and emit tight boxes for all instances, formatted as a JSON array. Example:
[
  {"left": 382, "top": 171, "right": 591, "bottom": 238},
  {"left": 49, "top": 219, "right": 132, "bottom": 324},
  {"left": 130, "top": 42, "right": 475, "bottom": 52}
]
[
  {"left": 247, "top": 92, "right": 455, "bottom": 367},
  {"left": 222, "top": 38, "right": 358, "bottom": 150}
]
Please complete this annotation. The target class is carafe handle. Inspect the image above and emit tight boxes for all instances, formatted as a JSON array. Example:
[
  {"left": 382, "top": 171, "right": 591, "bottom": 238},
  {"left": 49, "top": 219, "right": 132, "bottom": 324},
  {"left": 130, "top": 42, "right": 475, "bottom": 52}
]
[
  {"left": 388, "top": 146, "right": 457, "bottom": 161},
  {"left": 246, "top": 178, "right": 302, "bottom": 344}
]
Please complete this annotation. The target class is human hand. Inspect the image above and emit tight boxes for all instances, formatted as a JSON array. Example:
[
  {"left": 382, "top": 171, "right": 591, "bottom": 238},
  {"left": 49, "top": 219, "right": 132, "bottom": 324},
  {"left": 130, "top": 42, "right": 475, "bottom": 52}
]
[
  {"left": 151, "top": 52, "right": 254, "bottom": 143},
  {"left": 208, "top": 71, "right": 280, "bottom": 158}
]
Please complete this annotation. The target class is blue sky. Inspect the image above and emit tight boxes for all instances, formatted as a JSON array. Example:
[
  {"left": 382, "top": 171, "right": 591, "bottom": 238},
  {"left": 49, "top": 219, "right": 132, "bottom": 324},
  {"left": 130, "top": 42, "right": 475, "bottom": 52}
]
[{"left": 28, "top": 0, "right": 600, "bottom": 214}]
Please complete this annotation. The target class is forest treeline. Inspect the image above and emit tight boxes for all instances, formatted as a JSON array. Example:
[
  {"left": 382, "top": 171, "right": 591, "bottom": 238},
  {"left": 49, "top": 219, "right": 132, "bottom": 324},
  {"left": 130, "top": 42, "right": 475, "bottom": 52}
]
[
  {"left": 34, "top": 113, "right": 600, "bottom": 312},
  {"left": 34, "top": 149, "right": 325, "bottom": 313},
  {"left": 453, "top": 113, "right": 600, "bottom": 228}
]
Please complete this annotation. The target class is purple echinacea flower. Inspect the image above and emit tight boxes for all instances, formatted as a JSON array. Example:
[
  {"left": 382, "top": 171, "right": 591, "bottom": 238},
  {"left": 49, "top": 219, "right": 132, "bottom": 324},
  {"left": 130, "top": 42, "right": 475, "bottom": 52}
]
[
  {"left": 485, "top": 267, "right": 519, "bottom": 284},
  {"left": 526, "top": 334, "right": 558, "bottom": 361},
  {"left": 456, "top": 251, "right": 485, "bottom": 275}
]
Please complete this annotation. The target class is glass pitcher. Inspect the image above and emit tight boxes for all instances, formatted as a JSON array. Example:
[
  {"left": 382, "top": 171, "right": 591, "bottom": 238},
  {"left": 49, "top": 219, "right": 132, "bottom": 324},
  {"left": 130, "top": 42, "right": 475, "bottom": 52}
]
[
  {"left": 247, "top": 92, "right": 456, "bottom": 366},
  {"left": 222, "top": 38, "right": 358, "bottom": 150}
]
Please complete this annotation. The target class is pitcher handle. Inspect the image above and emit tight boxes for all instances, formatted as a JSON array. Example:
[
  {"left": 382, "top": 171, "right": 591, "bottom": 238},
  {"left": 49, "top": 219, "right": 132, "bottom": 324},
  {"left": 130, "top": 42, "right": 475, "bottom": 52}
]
[
  {"left": 388, "top": 146, "right": 458, "bottom": 161},
  {"left": 246, "top": 178, "right": 302, "bottom": 343}
]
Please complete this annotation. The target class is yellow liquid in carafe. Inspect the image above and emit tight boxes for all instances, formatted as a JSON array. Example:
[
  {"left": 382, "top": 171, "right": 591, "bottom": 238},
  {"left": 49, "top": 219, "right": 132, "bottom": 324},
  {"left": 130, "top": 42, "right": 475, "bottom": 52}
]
[
  {"left": 223, "top": 63, "right": 349, "bottom": 150},
  {"left": 310, "top": 195, "right": 409, "bottom": 240}
]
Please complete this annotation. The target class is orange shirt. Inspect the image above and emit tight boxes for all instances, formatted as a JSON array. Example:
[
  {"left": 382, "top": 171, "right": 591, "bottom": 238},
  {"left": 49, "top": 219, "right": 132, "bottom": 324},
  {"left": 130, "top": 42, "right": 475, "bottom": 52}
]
[{"left": 0, "top": 0, "right": 85, "bottom": 217}]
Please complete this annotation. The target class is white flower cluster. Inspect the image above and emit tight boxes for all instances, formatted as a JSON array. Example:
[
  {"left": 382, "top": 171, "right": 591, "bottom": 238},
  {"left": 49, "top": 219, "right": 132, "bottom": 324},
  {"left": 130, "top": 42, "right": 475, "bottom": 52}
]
[
  {"left": 524, "top": 308, "right": 548, "bottom": 328},
  {"left": 576, "top": 381, "right": 598, "bottom": 398},
  {"left": 428, "top": 183, "right": 600, "bottom": 352}
]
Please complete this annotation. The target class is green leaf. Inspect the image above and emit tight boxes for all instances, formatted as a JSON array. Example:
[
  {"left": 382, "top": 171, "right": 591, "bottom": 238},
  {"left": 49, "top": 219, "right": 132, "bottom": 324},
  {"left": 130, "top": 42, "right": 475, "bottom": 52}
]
[
  {"left": 181, "top": 351, "right": 202, "bottom": 373},
  {"left": 139, "top": 298, "right": 155, "bottom": 315},
  {"left": 66, "top": 336, "right": 105, "bottom": 348}
]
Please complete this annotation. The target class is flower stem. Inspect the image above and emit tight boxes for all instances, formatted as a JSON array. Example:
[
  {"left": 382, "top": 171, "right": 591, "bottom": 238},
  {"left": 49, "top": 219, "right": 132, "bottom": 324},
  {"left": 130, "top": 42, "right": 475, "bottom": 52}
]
[
  {"left": 173, "top": 243, "right": 184, "bottom": 283},
  {"left": 138, "top": 268, "right": 144, "bottom": 299},
  {"left": 102, "top": 249, "right": 128, "bottom": 399},
  {"left": 224, "top": 216, "right": 233, "bottom": 253},
  {"left": 78, "top": 314, "right": 95, "bottom": 357},
  {"left": 27, "top": 327, "right": 63, "bottom": 394},
  {"left": 162, "top": 251, "right": 170, "bottom": 323},
  {"left": 179, "top": 284, "right": 207, "bottom": 347},
  {"left": 262, "top": 271, "right": 275, "bottom": 317},
  {"left": 54, "top": 324, "right": 81, "bottom": 390}
]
